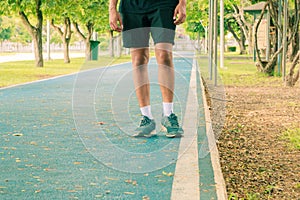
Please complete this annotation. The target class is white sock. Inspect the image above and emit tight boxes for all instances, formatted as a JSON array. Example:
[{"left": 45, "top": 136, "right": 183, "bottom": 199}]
[
  {"left": 163, "top": 102, "right": 173, "bottom": 117},
  {"left": 140, "top": 105, "right": 154, "bottom": 119}
]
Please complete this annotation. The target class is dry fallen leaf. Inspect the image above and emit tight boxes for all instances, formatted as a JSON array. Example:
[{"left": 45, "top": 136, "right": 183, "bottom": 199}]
[
  {"left": 125, "top": 179, "right": 132, "bottom": 184},
  {"left": 132, "top": 180, "right": 137, "bottom": 186},
  {"left": 143, "top": 196, "right": 150, "bottom": 200},
  {"left": 30, "top": 141, "right": 38, "bottom": 146},
  {"left": 124, "top": 191, "right": 135, "bottom": 195},
  {"left": 43, "top": 168, "right": 56, "bottom": 172},
  {"left": 12, "top": 133, "right": 23, "bottom": 137},
  {"left": 162, "top": 171, "right": 174, "bottom": 177},
  {"left": 158, "top": 180, "right": 166, "bottom": 183},
  {"left": 105, "top": 177, "right": 118, "bottom": 181}
]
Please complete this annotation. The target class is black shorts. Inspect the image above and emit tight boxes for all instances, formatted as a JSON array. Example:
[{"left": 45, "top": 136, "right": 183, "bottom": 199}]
[{"left": 121, "top": 9, "right": 176, "bottom": 48}]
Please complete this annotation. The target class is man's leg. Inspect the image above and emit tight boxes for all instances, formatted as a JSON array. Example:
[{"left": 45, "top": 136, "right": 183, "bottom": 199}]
[
  {"left": 131, "top": 47, "right": 151, "bottom": 108},
  {"left": 131, "top": 47, "right": 156, "bottom": 137},
  {"left": 155, "top": 43, "right": 174, "bottom": 116},
  {"left": 155, "top": 43, "right": 184, "bottom": 137}
]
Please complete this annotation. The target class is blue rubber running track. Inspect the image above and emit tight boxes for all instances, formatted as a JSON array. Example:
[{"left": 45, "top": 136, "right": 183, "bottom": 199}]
[{"left": 0, "top": 54, "right": 226, "bottom": 199}]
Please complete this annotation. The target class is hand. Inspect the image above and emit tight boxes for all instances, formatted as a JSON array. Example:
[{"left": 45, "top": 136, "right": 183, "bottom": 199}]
[
  {"left": 173, "top": 2, "right": 186, "bottom": 25},
  {"left": 109, "top": 9, "right": 123, "bottom": 32}
]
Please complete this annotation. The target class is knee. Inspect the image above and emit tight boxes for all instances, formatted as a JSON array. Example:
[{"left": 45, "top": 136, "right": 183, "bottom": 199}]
[
  {"left": 156, "top": 50, "right": 173, "bottom": 66},
  {"left": 132, "top": 53, "right": 149, "bottom": 67}
]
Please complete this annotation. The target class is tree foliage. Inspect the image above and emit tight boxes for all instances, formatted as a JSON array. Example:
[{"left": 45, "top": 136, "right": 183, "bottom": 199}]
[
  {"left": 43, "top": 0, "right": 77, "bottom": 63},
  {"left": 72, "top": 0, "right": 108, "bottom": 60},
  {"left": 0, "top": 0, "right": 110, "bottom": 63},
  {"left": 0, "top": 17, "right": 12, "bottom": 41},
  {"left": 0, "top": 16, "right": 32, "bottom": 43},
  {"left": 0, "top": 0, "right": 44, "bottom": 67},
  {"left": 184, "top": 0, "right": 209, "bottom": 39}
]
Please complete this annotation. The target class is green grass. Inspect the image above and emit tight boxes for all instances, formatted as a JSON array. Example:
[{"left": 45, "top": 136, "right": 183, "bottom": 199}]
[
  {"left": 197, "top": 55, "right": 282, "bottom": 87},
  {"left": 228, "top": 192, "right": 260, "bottom": 200},
  {"left": 0, "top": 55, "right": 131, "bottom": 88},
  {"left": 281, "top": 128, "right": 300, "bottom": 150}
]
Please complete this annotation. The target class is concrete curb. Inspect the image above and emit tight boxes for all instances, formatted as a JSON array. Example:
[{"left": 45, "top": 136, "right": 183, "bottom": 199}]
[{"left": 197, "top": 59, "right": 228, "bottom": 199}]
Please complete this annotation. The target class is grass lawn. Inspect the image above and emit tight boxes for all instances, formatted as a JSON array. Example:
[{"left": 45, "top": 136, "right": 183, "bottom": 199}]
[
  {"left": 220, "top": 58, "right": 283, "bottom": 87},
  {"left": 0, "top": 55, "right": 131, "bottom": 88}
]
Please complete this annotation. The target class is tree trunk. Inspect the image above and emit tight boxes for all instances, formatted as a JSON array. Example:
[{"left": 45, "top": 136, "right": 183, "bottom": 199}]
[
  {"left": 73, "top": 21, "right": 93, "bottom": 61},
  {"left": 285, "top": 51, "right": 300, "bottom": 87},
  {"left": 248, "top": 27, "right": 254, "bottom": 55},
  {"left": 227, "top": 21, "right": 246, "bottom": 54},
  {"left": 85, "top": 39, "right": 91, "bottom": 61},
  {"left": 289, "top": 0, "right": 300, "bottom": 62},
  {"left": 63, "top": 39, "right": 70, "bottom": 63},
  {"left": 51, "top": 17, "right": 72, "bottom": 63},
  {"left": 231, "top": 4, "right": 252, "bottom": 54},
  {"left": 254, "top": 2, "right": 272, "bottom": 74},
  {"left": 32, "top": 29, "right": 43, "bottom": 67},
  {"left": 239, "top": 31, "right": 246, "bottom": 54},
  {"left": 18, "top": 0, "right": 44, "bottom": 67}
]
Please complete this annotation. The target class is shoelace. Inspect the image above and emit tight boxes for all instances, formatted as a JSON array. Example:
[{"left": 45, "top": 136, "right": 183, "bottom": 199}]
[
  {"left": 140, "top": 116, "right": 151, "bottom": 127},
  {"left": 168, "top": 114, "right": 179, "bottom": 127}
]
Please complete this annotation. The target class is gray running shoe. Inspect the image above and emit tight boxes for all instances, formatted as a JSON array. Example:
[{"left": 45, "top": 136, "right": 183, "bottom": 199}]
[
  {"left": 161, "top": 113, "right": 184, "bottom": 138},
  {"left": 133, "top": 116, "right": 156, "bottom": 138}
]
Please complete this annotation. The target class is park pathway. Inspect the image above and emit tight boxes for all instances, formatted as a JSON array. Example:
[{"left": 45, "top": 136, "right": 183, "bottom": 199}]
[
  {"left": 0, "top": 52, "right": 226, "bottom": 199},
  {"left": 0, "top": 52, "right": 85, "bottom": 63}
]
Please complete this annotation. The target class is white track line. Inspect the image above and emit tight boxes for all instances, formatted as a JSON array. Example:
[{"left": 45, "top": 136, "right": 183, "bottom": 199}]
[{"left": 171, "top": 59, "right": 200, "bottom": 200}]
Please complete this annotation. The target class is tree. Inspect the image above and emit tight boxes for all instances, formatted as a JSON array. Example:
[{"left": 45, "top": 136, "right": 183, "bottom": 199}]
[
  {"left": 285, "top": 0, "right": 300, "bottom": 86},
  {"left": 0, "top": 0, "right": 44, "bottom": 67},
  {"left": 184, "top": 0, "right": 209, "bottom": 47},
  {"left": 224, "top": 0, "right": 256, "bottom": 54},
  {"left": 255, "top": 0, "right": 299, "bottom": 78},
  {"left": 287, "top": 0, "right": 300, "bottom": 62},
  {"left": 184, "top": 0, "right": 254, "bottom": 54},
  {"left": 72, "top": 0, "right": 108, "bottom": 61},
  {"left": 1, "top": 16, "right": 32, "bottom": 47},
  {"left": 224, "top": 2, "right": 249, "bottom": 54},
  {"left": 43, "top": 0, "right": 78, "bottom": 63},
  {"left": 51, "top": 17, "right": 72, "bottom": 63}
]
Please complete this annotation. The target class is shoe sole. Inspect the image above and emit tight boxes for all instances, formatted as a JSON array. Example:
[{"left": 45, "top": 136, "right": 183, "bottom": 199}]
[
  {"left": 132, "top": 130, "right": 157, "bottom": 138},
  {"left": 161, "top": 126, "right": 183, "bottom": 138}
]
